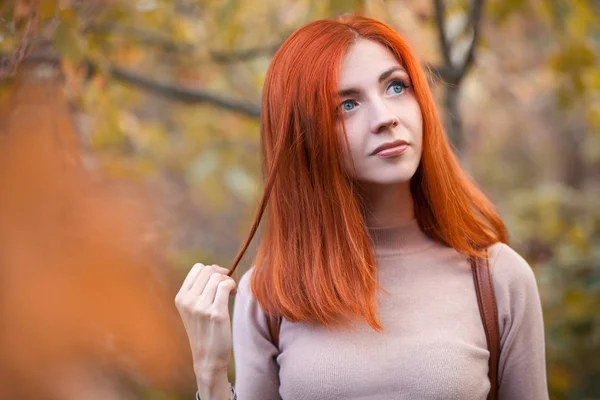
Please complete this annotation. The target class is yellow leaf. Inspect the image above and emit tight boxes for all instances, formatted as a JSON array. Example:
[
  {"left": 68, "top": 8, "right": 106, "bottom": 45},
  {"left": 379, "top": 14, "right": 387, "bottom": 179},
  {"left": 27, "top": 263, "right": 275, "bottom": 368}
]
[
  {"left": 329, "top": 0, "right": 362, "bottom": 16},
  {"left": 564, "top": 290, "right": 586, "bottom": 319},
  {"left": 58, "top": 7, "right": 77, "bottom": 24},
  {"left": 53, "top": 21, "right": 83, "bottom": 65},
  {"left": 550, "top": 42, "right": 595, "bottom": 73},
  {"left": 39, "top": 0, "right": 58, "bottom": 20},
  {"left": 587, "top": 69, "right": 600, "bottom": 92},
  {"left": 488, "top": 0, "right": 527, "bottom": 24},
  {"left": 587, "top": 104, "right": 600, "bottom": 129},
  {"left": 548, "top": 366, "right": 572, "bottom": 392},
  {"left": 567, "top": 224, "right": 589, "bottom": 252}
]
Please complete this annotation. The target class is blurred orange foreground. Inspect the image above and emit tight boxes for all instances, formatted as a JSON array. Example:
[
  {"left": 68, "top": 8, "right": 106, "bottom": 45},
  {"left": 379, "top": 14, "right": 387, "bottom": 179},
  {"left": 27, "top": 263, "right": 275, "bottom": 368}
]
[{"left": 0, "top": 66, "right": 195, "bottom": 399}]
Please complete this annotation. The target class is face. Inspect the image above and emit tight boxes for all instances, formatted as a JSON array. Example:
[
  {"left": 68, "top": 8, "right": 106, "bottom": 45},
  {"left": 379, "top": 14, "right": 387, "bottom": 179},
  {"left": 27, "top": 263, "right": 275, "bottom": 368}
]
[{"left": 337, "top": 39, "right": 423, "bottom": 186}]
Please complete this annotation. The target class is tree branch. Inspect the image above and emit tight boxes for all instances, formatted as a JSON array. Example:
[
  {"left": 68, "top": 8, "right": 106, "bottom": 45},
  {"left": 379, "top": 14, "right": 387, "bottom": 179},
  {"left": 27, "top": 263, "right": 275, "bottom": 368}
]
[
  {"left": 432, "top": 0, "right": 485, "bottom": 85},
  {"left": 6, "top": 52, "right": 261, "bottom": 118},
  {"left": 426, "top": 63, "right": 460, "bottom": 84},
  {"left": 433, "top": 0, "right": 452, "bottom": 66},
  {"left": 457, "top": 0, "right": 485, "bottom": 82},
  {"left": 210, "top": 43, "right": 282, "bottom": 63},
  {"left": 86, "top": 24, "right": 193, "bottom": 53},
  {"left": 86, "top": 24, "right": 282, "bottom": 63},
  {"left": 431, "top": 0, "right": 487, "bottom": 155},
  {"left": 108, "top": 66, "right": 261, "bottom": 117}
]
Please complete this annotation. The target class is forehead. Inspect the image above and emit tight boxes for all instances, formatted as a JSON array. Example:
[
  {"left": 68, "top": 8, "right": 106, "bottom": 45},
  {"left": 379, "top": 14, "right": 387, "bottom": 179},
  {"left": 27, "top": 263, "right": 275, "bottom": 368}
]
[{"left": 339, "top": 39, "right": 402, "bottom": 86}]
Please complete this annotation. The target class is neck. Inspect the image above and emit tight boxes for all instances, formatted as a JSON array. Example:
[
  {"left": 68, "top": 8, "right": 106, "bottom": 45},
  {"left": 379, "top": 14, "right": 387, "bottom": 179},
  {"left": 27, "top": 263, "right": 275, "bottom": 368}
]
[{"left": 355, "top": 181, "right": 414, "bottom": 228}]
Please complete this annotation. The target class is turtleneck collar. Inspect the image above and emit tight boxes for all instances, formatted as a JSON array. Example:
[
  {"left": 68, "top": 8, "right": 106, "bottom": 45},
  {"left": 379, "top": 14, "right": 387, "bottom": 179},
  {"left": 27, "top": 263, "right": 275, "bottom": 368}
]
[{"left": 366, "top": 218, "right": 436, "bottom": 257}]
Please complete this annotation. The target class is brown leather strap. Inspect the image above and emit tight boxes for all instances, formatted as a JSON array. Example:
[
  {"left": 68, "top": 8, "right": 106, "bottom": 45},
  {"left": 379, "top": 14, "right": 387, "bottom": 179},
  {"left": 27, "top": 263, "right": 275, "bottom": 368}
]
[
  {"left": 268, "top": 314, "right": 281, "bottom": 348},
  {"left": 471, "top": 252, "right": 500, "bottom": 400},
  {"left": 268, "top": 254, "right": 500, "bottom": 399}
]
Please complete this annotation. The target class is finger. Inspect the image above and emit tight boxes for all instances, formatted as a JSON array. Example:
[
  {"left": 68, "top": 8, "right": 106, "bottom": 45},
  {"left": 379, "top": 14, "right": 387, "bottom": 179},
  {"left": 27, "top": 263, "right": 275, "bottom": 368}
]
[
  {"left": 198, "top": 272, "right": 229, "bottom": 307},
  {"left": 211, "top": 265, "right": 231, "bottom": 275},
  {"left": 187, "top": 265, "right": 231, "bottom": 297},
  {"left": 188, "top": 265, "right": 224, "bottom": 297},
  {"left": 199, "top": 264, "right": 230, "bottom": 277},
  {"left": 213, "top": 279, "right": 237, "bottom": 310},
  {"left": 179, "top": 263, "right": 204, "bottom": 294},
  {"left": 188, "top": 266, "right": 217, "bottom": 297}
]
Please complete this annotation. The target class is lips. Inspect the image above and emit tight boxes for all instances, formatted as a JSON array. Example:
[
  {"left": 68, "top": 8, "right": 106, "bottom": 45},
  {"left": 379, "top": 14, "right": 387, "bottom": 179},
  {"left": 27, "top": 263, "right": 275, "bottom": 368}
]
[{"left": 370, "top": 139, "right": 409, "bottom": 156}]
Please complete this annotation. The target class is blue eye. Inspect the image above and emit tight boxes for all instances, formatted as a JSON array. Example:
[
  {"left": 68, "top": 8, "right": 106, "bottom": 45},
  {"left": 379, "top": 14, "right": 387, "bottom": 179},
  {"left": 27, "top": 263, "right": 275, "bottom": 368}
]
[
  {"left": 341, "top": 100, "right": 357, "bottom": 112},
  {"left": 387, "top": 80, "right": 409, "bottom": 95}
]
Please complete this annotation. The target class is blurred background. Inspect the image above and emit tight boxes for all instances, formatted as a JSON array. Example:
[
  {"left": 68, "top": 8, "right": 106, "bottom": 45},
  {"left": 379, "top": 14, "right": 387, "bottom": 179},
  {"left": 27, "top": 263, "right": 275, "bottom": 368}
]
[{"left": 0, "top": 0, "right": 598, "bottom": 399}]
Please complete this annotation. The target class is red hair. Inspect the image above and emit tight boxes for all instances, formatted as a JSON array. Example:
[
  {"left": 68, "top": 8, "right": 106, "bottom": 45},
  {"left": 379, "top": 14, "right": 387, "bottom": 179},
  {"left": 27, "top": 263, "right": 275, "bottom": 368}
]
[{"left": 228, "top": 15, "right": 508, "bottom": 332}]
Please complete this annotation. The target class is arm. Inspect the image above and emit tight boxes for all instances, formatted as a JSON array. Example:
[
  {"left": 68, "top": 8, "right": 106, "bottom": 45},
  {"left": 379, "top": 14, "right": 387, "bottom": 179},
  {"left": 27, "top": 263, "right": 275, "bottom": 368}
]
[
  {"left": 195, "top": 369, "right": 232, "bottom": 400},
  {"left": 489, "top": 243, "right": 549, "bottom": 400},
  {"left": 232, "top": 267, "right": 282, "bottom": 400},
  {"left": 173, "top": 263, "right": 237, "bottom": 400}
]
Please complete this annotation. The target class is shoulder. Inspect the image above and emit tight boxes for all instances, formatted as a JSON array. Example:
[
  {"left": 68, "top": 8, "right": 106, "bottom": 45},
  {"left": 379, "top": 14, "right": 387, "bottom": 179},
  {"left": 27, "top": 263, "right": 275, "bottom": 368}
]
[
  {"left": 237, "top": 265, "right": 255, "bottom": 294},
  {"left": 485, "top": 242, "right": 542, "bottom": 328},
  {"left": 232, "top": 266, "right": 272, "bottom": 331},
  {"left": 484, "top": 243, "right": 546, "bottom": 369},
  {"left": 234, "top": 265, "right": 259, "bottom": 305},
  {"left": 486, "top": 242, "right": 538, "bottom": 292}
]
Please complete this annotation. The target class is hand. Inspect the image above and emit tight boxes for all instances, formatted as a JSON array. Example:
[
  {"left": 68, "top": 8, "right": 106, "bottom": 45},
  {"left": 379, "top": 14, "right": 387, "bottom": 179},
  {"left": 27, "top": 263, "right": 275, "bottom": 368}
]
[{"left": 175, "top": 263, "right": 237, "bottom": 382}]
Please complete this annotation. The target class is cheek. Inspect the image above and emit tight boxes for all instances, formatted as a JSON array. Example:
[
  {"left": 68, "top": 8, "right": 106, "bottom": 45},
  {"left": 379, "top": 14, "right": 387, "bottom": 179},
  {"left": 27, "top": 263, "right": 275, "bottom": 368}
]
[
  {"left": 404, "top": 103, "right": 424, "bottom": 154},
  {"left": 337, "top": 119, "right": 364, "bottom": 172},
  {"left": 415, "top": 114, "right": 424, "bottom": 155}
]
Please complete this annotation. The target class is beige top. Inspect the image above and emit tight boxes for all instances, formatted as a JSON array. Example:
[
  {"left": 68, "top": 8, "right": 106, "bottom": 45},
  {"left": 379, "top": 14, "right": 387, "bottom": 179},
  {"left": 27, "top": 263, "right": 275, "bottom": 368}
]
[{"left": 232, "top": 219, "right": 548, "bottom": 399}]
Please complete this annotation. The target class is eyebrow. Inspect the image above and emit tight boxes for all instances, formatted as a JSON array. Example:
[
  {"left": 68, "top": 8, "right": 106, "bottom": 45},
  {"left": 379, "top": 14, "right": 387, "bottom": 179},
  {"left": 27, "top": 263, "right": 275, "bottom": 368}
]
[{"left": 337, "top": 66, "right": 407, "bottom": 97}]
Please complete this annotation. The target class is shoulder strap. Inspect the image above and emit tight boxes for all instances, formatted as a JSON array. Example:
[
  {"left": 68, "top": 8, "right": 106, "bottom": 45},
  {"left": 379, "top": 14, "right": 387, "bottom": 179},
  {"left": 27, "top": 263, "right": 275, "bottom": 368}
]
[
  {"left": 268, "top": 314, "right": 281, "bottom": 349},
  {"left": 470, "top": 252, "right": 500, "bottom": 400},
  {"left": 267, "top": 253, "right": 501, "bottom": 400}
]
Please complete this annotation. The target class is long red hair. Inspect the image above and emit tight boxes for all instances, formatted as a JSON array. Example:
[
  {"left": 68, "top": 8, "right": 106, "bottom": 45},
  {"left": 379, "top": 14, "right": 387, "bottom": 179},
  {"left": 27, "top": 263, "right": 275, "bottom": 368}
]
[{"left": 228, "top": 15, "right": 508, "bottom": 332}]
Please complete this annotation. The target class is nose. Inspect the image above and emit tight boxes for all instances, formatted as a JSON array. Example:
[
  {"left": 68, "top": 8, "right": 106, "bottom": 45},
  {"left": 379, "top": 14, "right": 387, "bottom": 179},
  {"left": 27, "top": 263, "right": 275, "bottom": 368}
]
[{"left": 370, "top": 98, "right": 399, "bottom": 134}]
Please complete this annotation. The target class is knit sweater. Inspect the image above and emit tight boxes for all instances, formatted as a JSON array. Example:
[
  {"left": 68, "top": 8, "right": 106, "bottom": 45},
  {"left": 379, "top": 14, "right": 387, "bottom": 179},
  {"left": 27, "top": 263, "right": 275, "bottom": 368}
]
[{"left": 231, "top": 219, "right": 548, "bottom": 399}]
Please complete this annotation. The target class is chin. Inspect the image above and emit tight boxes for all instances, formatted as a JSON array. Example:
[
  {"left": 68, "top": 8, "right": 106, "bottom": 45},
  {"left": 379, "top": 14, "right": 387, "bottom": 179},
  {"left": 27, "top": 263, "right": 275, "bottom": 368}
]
[
  {"left": 356, "top": 165, "right": 419, "bottom": 186},
  {"left": 356, "top": 173, "right": 416, "bottom": 186},
  {"left": 360, "top": 178, "right": 413, "bottom": 186}
]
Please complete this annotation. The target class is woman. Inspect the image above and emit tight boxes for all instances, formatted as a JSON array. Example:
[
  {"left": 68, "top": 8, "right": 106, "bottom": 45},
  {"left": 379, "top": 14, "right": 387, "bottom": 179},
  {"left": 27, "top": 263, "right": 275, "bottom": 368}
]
[{"left": 175, "top": 15, "right": 548, "bottom": 400}]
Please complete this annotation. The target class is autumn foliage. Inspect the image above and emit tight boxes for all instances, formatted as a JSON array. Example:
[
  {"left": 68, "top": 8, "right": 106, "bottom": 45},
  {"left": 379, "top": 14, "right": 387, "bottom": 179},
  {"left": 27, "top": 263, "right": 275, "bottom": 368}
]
[{"left": 0, "top": 66, "right": 195, "bottom": 399}]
